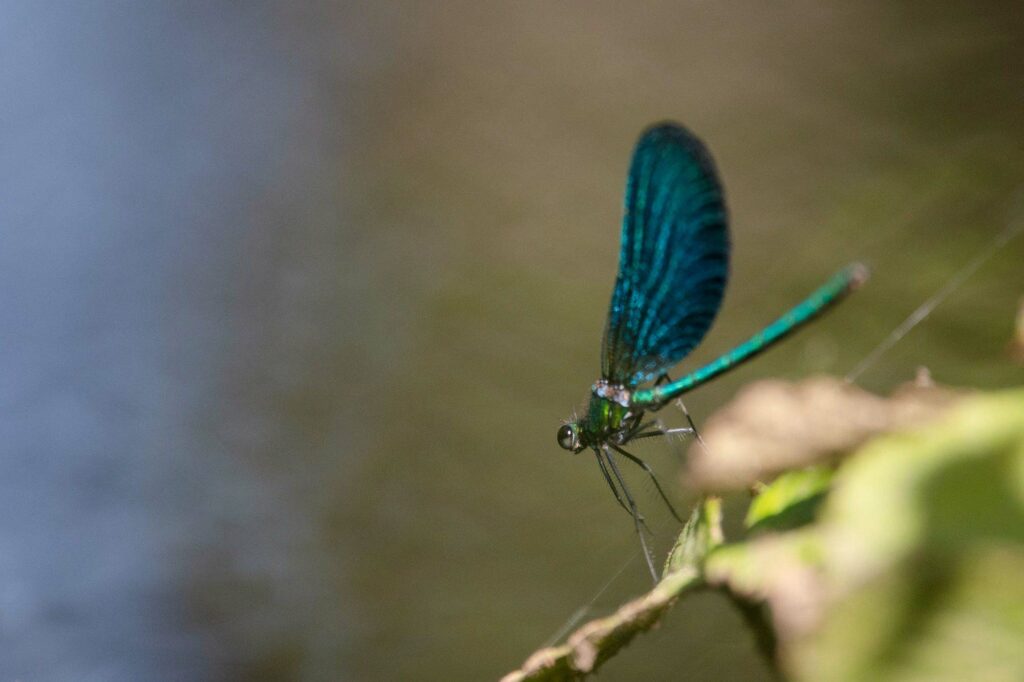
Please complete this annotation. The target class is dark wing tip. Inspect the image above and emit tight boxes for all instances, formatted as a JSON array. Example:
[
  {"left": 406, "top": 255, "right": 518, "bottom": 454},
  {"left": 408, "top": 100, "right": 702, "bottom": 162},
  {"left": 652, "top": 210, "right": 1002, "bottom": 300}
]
[
  {"left": 636, "top": 121, "right": 719, "bottom": 176},
  {"left": 638, "top": 121, "right": 703, "bottom": 147},
  {"left": 640, "top": 120, "right": 691, "bottom": 137}
]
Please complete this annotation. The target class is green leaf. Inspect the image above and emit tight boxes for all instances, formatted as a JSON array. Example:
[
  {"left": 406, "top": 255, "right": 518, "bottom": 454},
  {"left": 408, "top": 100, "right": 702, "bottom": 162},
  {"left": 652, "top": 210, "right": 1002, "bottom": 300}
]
[
  {"left": 701, "top": 388, "right": 1024, "bottom": 681},
  {"left": 790, "top": 388, "right": 1024, "bottom": 681},
  {"left": 664, "top": 496, "right": 723, "bottom": 574},
  {"left": 745, "top": 466, "right": 835, "bottom": 533}
]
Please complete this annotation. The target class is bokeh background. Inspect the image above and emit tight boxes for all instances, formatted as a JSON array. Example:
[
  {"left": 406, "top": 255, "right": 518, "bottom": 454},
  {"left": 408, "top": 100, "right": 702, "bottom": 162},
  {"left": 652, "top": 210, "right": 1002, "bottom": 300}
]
[{"left": 2, "top": 2, "right": 1022, "bottom": 680}]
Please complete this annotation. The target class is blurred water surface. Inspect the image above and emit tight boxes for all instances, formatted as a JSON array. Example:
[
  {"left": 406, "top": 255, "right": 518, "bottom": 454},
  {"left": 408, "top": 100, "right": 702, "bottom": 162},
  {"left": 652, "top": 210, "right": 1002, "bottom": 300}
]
[{"left": 0, "top": 2, "right": 1021, "bottom": 680}]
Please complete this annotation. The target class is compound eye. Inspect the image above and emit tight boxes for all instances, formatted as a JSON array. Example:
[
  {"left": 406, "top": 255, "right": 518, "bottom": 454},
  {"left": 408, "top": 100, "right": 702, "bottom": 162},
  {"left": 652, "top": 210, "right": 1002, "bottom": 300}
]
[{"left": 556, "top": 424, "right": 577, "bottom": 451}]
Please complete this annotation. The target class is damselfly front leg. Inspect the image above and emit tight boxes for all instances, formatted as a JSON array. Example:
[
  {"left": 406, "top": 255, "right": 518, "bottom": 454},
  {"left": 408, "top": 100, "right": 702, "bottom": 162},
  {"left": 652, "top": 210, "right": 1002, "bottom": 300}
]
[
  {"left": 601, "top": 446, "right": 659, "bottom": 583},
  {"left": 594, "top": 448, "right": 652, "bottom": 535}
]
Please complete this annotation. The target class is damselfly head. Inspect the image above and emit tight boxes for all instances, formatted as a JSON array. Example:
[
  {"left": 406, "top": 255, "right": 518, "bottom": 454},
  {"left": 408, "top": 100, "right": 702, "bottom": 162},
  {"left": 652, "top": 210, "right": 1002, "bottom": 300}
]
[{"left": 556, "top": 423, "right": 585, "bottom": 453}]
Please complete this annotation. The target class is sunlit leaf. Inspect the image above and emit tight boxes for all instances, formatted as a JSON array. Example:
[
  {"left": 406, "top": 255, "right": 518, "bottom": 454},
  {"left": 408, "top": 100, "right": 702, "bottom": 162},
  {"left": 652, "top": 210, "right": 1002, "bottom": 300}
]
[{"left": 745, "top": 466, "right": 835, "bottom": 533}]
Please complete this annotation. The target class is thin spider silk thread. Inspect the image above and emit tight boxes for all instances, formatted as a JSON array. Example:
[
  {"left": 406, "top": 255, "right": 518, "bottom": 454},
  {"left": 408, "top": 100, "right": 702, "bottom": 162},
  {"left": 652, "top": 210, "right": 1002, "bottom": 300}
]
[
  {"left": 541, "top": 551, "right": 639, "bottom": 648},
  {"left": 846, "top": 202, "right": 1024, "bottom": 383}
]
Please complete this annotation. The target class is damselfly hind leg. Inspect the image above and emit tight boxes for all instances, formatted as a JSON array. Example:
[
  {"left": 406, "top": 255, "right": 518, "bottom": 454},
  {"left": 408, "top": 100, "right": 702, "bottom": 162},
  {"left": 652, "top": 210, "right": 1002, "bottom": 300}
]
[
  {"left": 673, "top": 398, "right": 707, "bottom": 449},
  {"left": 645, "top": 374, "right": 705, "bottom": 445},
  {"left": 629, "top": 425, "right": 694, "bottom": 441}
]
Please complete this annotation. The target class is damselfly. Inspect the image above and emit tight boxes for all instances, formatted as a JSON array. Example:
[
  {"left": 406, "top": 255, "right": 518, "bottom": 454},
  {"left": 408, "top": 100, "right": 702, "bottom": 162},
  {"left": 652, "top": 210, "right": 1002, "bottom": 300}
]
[{"left": 556, "top": 122, "right": 867, "bottom": 581}]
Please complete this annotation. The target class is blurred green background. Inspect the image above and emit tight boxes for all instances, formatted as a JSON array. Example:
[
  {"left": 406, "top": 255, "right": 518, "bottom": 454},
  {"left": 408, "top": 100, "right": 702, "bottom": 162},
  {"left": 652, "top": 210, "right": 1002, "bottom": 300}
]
[{"left": 1, "top": 2, "right": 1022, "bottom": 680}]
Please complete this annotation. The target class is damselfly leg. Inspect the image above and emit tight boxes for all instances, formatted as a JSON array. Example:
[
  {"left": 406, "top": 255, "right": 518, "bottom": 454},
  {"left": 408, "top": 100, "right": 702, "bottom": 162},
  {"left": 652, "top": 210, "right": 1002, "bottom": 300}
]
[
  {"left": 607, "top": 442, "right": 682, "bottom": 523},
  {"left": 594, "top": 448, "right": 652, "bottom": 535},
  {"left": 602, "top": 445, "right": 659, "bottom": 583}
]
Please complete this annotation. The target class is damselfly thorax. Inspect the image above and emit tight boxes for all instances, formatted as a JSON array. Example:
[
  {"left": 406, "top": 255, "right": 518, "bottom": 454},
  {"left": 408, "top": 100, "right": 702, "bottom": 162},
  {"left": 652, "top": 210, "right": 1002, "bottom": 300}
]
[{"left": 563, "top": 382, "right": 641, "bottom": 452}]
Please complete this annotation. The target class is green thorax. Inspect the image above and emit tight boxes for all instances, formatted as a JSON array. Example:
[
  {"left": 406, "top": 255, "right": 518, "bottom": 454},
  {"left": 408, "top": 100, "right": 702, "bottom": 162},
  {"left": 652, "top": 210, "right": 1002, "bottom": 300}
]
[{"left": 580, "top": 395, "right": 631, "bottom": 446}]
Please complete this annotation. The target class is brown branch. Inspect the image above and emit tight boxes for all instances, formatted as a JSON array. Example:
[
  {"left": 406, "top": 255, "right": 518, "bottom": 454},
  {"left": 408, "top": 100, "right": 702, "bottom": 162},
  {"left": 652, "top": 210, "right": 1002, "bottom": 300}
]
[{"left": 500, "top": 566, "right": 704, "bottom": 682}]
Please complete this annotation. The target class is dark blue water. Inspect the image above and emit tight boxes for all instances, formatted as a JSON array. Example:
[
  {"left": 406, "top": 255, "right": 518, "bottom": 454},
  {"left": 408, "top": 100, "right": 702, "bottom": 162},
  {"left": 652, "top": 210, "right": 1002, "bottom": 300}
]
[{"left": 0, "top": 4, "right": 375, "bottom": 679}]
